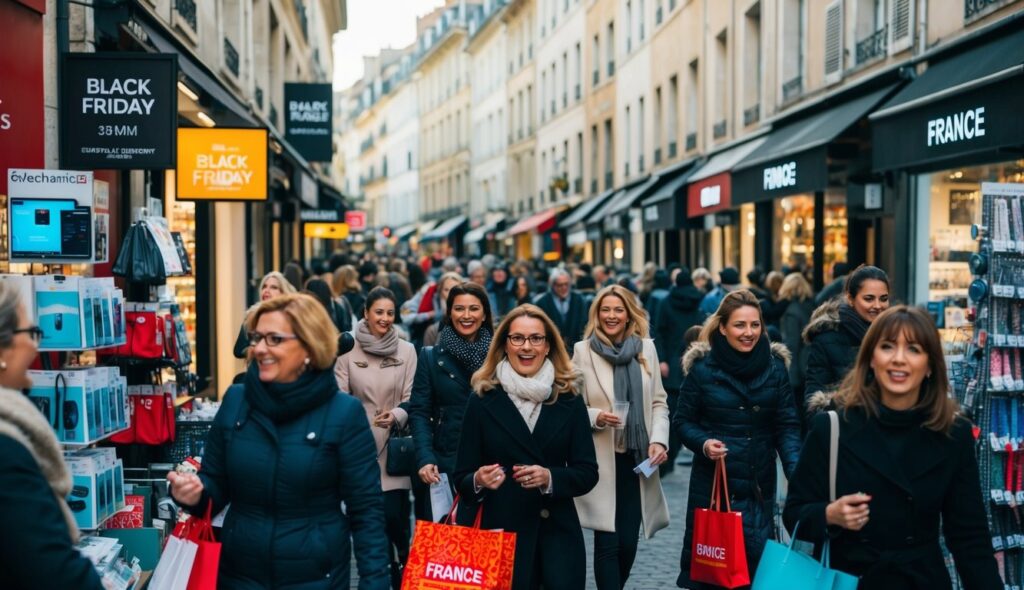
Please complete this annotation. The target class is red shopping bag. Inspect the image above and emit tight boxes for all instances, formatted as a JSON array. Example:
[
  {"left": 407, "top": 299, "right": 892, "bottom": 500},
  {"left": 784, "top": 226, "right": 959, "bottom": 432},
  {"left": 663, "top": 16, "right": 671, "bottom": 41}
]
[
  {"left": 402, "top": 499, "right": 517, "bottom": 590},
  {"left": 184, "top": 507, "right": 220, "bottom": 590},
  {"left": 690, "top": 458, "right": 750, "bottom": 588}
]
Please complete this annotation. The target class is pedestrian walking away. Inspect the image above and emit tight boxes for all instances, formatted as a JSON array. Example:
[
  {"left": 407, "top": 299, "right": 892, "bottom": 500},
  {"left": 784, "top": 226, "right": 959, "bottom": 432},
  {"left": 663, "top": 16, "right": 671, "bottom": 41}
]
[
  {"left": 803, "top": 265, "right": 891, "bottom": 415},
  {"left": 535, "top": 269, "right": 589, "bottom": 353},
  {"left": 785, "top": 306, "right": 1001, "bottom": 589},
  {"left": 674, "top": 289, "right": 802, "bottom": 588},
  {"left": 168, "top": 293, "right": 390, "bottom": 589},
  {"left": 453, "top": 304, "right": 599, "bottom": 590},
  {"left": 574, "top": 285, "right": 671, "bottom": 590},
  {"left": 409, "top": 281, "right": 494, "bottom": 520},
  {"left": 336, "top": 287, "right": 418, "bottom": 589}
]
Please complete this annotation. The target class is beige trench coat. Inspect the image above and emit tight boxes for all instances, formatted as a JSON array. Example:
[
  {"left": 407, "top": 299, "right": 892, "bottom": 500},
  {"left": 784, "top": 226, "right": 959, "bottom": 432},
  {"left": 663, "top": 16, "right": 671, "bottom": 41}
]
[
  {"left": 335, "top": 337, "right": 418, "bottom": 492},
  {"left": 572, "top": 338, "right": 670, "bottom": 538}
]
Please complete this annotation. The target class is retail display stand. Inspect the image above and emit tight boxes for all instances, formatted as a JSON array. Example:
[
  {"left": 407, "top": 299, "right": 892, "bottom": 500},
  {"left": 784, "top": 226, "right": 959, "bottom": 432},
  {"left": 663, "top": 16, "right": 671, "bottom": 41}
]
[{"left": 953, "top": 182, "right": 1024, "bottom": 590}]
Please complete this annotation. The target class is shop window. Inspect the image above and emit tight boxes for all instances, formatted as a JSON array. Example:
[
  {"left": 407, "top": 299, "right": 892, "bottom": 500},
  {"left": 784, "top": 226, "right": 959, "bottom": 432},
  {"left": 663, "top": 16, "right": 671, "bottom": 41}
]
[{"left": 771, "top": 194, "right": 846, "bottom": 279}]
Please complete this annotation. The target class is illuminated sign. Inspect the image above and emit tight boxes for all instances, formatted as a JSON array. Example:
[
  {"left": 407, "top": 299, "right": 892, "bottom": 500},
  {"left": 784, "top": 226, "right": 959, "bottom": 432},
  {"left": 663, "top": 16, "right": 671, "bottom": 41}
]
[{"left": 176, "top": 128, "right": 268, "bottom": 201}]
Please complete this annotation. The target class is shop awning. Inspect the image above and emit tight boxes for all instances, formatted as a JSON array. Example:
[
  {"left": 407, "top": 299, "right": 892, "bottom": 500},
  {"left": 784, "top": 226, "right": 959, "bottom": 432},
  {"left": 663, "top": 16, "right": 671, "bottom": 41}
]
[
  {"left": 421, "top": 215, "right": 468, "bottom": 242},
  {"left": 585, "top": 177, "right": 652, "bottom": 227},
  {"left": 731, "top": 84, "right": 898, "bottom": 203},
  {"left": 463, "top": 215, "right": 506, "bottom": 245},
  {"left": 566, "top": 229, "right": 589, "bottom": 247},
  {"left": 559, "top": 188, "right": 617, "bottom": 229},
  {"left": 508, "top": 208, "right": 559, "bottom": 235},
  {"left": 685, "top": 135, "right": 768, "bottom": 218},
  {"left": 393, "top": 223, "right": 419, "bottom": 241},
  {"left": 640, "top": 160, "right": 701, "bottom": 232},
  {"left": 870, "top": 25, "right": 1024, "bottom": 171},
  {"left": 606, "top": 175, "right": 658, "bottom": 217}
]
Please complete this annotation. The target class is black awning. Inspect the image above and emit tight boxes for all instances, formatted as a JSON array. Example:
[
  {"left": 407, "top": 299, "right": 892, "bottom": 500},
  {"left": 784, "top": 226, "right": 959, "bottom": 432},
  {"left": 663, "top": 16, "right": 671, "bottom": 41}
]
[
  {"left": 558, "top": 188, "right": 617, "bottom": 228},
  {"left": 870, "top": 25, "right": 1024, "bottom": 171},
  {"left": 731, "top": 84, "right": 897, "bottom": 203},
  {"left": 640, "top": 163, "right": 699, "bottom": 232}
]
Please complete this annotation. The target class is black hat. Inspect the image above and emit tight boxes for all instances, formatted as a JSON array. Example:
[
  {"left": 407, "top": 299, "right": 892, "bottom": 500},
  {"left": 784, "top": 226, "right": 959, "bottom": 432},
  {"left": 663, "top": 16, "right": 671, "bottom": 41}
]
[{"left": 719, "top": 267, "right": 740, "bottom": 286}]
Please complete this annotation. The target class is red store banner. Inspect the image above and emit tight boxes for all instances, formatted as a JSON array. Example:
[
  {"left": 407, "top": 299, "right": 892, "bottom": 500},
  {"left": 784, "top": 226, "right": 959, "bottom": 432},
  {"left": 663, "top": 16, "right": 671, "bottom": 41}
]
[{"left": 0, "top": 0, "right": 46, "bottom": 196}]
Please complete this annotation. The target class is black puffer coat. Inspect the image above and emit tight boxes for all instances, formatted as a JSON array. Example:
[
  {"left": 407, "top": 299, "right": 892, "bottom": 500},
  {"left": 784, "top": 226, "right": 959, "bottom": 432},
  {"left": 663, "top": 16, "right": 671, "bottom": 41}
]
[
  {"left": 802, "top": 299, "right": 859, "bottom": 404},
  {"left": 673, "top": 340, "right": 802, "bottom": 588},
  {"left": 655, "top": 285, "right": 706, "bottom": 391},
  {"left": 408, "top": 344, "right": 476, "bottom": 475}
]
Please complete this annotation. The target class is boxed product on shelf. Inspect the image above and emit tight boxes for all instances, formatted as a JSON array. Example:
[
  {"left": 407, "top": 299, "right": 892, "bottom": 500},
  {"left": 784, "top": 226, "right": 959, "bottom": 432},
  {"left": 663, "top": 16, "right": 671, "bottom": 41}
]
[
  {"left": 30, "top": 275, "right": 117, "bottom": 350},
  {"left": 28, "top": 367, "right": 129, "bottom": 445}
]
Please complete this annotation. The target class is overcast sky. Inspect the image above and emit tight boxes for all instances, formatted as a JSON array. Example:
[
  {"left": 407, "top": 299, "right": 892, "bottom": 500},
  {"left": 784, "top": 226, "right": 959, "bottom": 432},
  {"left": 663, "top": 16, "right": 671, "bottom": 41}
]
[{"left": 332, "top": 0, "right": 445, "bottom": 91}]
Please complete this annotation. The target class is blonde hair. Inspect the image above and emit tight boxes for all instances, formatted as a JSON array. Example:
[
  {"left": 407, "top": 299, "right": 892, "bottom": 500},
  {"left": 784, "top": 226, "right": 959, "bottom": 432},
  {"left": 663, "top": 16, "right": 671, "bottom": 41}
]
[
  {"left": 765, "top": 271, "right": 784, "bottom": 296},
  {"left": 245, "top": 293, "right": 340, "bottom": 370},
  {"left": 471, "top": 304, "right": 578, "bottom": 399},
  {"left": 778, "top": 272, "right": 813, "bottom": 302},
  {"left": 583, "top": 285, "right": 651, "bottom": 371},
  {"left": 332, "top": 265, "right": 361, "bottom": 295},
  {"left": 691, "top": 267, "right": 712, "bottom": 284},
  {"left": 698, "top": 289, "right": 764, "bottom": 344},
  {"left": 260, "top": 271, "right": 297, "bottom": 296}
]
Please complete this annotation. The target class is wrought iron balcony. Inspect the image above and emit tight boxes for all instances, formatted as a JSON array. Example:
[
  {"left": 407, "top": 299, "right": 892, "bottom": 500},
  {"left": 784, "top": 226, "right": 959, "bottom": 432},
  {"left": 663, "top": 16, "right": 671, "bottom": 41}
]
[
  {"left": 965, "top": 0, "right": 1004, "bottom": 21},
  {"left": 743, "top": 104, "right": 760, "bottom": 126},
  {"left": 713, "top": 120, "right": 727, "bottom": 139},
  {"left": 654, "top": 147, "right": 662, "bottom": 165},
  {"left": 685, "top": 133, "right": 696, "bottom": 151},
  {"left": 175, "top": 0, "right": 197, "bottom": 32},
  {"left": 855, "top": 26, "right": 888, "bottom": 64},
  {"left": 782, "top": 75, "right": 803, "bottom": 102},
  {"left": 224, "top": 39, "right": 239, "bottom": 77}
]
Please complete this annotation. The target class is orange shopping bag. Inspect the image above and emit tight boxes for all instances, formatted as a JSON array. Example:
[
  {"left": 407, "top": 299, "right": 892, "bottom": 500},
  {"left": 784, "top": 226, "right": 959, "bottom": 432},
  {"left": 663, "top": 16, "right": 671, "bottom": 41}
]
[
  {"left": 690, "top": 458, "right": 750, "bottom": 589},
  {"left": 402, "top": 499, "right": 516, "bottom": 590}
]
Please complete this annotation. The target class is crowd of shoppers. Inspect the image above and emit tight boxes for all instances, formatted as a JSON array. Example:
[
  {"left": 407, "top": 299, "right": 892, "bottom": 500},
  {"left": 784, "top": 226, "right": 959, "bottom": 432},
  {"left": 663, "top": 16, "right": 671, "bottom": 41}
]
[{"left": 142, "top": 248, "right": 1001, "bottom": 590}]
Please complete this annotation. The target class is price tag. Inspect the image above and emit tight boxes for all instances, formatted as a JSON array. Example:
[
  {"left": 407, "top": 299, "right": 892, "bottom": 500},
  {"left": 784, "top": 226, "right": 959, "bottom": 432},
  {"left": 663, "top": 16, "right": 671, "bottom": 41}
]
[
  {"left": 1016, "top": 491, "right": 1024, "bottom": 505},
  {"left": 992, "top": 432, "right": 1004, "bottom": 451},
  {"left": 995, "top": 240, "right": 1008, "bottom": 252},
  {"left": 1006, "top": 490, "right": 1017, "bottom": 506},
  {"left": 993, "top": 489, "right": 1004, "bottom": 502},
  {"left": 1006, "top": 530, "right": 1019, "bottom": 547},
  {"left": 1015, "top": 378, "right": 1023, "bottom": 391},
  {"left": 1009, "top": 240, "right": 1018, "bottom": 252},
  {"left": 1009, "top": 335, "right": 1021, "bottom": 347},
  {"left": 1018, "top": 286, "right": 1024, "bottom": 299},
  {"left": 995, "top": 334, "right": 1008, "bottom": 347},
  {"left": 993, "top": 534, "right": 1005, "bottom": 550},
  {"left": 1004, "top": 374, "right": 1016, "bottom": 390}
]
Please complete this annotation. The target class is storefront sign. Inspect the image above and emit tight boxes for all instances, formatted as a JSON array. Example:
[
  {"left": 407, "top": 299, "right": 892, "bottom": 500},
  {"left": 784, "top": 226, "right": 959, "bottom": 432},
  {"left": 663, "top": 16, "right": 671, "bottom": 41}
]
[
  {"left": 700, "top": 185, "right": 721, "bottom": 208},
  {"left": 732, "top": 149, "right": 828, "bottom": 203},
  {"left": 687, "top": 173, "right": 732, "bottom": 218},
  {"left": 176, "top": 128, "right": 268, "bottom": 201},
  {"left": 864, "top": 184, "right": 883, "bottom": 210},
  {"left": 927, "top": 107, "right": 984, "bottom": 147},
  {"left": 300, "top": 209, "right": 341, "bottom": 222},
  {"left": 345, "top": 210, "right": 367, "bottom": 232},
  {"left": 298, "top": 170, "right": 318, "bottom": 208},
  {"left": 643, "top": 205, "right": 659, "bottom": 222},
  {"left": 284, "top": 83, "right": 333, "bottom": 162},
  {"left": 0, "top": 0, "right": 45, "bottom": 196},
  {"left": 304, "top": 223, "right": 349, "bottom": 239},
  {"left": 59, "top": 53, "right": 177, "bottom": 170},
  {"left": 8, "top": 169, "right": 93, "bottom": 203},
  {"left": 763, "top": 161, "right": 797, "bottom": 191}
]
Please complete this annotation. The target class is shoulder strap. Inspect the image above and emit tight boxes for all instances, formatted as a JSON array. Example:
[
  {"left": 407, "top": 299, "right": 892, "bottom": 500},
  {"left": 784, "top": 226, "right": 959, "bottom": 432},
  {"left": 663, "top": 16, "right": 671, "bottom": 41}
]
[{"left": 827, "top": 410, "right": 839, "bottom": 502}]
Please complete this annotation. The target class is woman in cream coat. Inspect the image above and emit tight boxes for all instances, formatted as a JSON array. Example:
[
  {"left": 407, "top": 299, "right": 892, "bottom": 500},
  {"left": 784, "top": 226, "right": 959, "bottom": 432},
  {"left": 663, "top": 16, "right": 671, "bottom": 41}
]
[
  {"left": 336, "top": 287, "right": 418, "bottom": 589},
  {"left": 573, "top": 285, "right": 671, "bottom": 590}
]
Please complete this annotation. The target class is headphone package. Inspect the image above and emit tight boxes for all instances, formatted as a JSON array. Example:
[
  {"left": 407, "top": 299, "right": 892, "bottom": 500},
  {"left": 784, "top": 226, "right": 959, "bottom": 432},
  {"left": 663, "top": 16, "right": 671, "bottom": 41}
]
[
  {"left": 20, "top": 275, "right": 123, "bottom": 351},
  {"left": 63, "top": 447, "right": 125, "bottom": 530},
  {"left": 28, "top": 368, "right": 128, "bottom": 445}
]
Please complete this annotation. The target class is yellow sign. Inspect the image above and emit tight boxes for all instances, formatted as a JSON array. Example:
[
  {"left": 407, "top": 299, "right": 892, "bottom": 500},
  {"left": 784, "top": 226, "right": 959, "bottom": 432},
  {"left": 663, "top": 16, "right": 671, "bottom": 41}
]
[
  {"left": 176, "top": 128, "right": 268, "bottom": 200},
  {"left": 304, "top": 223, "right": 349, "bottom": 239}
]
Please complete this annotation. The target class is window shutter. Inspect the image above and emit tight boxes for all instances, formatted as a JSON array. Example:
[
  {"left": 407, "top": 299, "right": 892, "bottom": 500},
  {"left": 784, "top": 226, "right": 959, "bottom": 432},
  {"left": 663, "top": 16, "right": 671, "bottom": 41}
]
[
  {"left": 889, "top": 0, "right": 913, "bottom": 54},
  {"left": 824, "top": 0, "right": 843, "bottom": 84}
]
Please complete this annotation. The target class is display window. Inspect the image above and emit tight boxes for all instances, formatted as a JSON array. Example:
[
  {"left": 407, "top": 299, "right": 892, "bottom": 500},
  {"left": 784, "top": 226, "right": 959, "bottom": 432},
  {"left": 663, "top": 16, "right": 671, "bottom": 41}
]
[
  {"left": 771, "top": 194, "right": 847, "bottom": 279},
  {"left": 164, "top": 171, "right": 197, "bottom": 373}
]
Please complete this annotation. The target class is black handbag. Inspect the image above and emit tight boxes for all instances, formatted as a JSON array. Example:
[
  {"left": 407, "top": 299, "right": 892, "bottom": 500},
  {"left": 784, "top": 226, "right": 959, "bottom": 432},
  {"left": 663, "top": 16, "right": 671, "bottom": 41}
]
[
  {"left": 385, "top": 425, "right": 417, "bottom": 477},
  {"left": 113, "top": 221, "right": 167, "bottom": 283}
]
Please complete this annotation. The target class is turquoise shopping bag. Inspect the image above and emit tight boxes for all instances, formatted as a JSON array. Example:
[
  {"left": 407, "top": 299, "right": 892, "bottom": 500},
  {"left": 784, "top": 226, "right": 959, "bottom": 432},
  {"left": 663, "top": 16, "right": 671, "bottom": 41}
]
[{"left": 752, "top": 525, "right": 858, "bottom": 590}]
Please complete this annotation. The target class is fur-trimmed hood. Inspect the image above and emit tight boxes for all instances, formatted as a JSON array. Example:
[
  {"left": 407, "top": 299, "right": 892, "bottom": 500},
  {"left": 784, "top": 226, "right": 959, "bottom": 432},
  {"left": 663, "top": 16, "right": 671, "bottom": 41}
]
[
  {"left": 802, "top": 298, "right": 843, "bottom": 344},
  {"left": 805, "top": 390, "right": 836, "bottom": 412},
  {"left": 682, "top": 339, "right": 792, "bottom": 375}
]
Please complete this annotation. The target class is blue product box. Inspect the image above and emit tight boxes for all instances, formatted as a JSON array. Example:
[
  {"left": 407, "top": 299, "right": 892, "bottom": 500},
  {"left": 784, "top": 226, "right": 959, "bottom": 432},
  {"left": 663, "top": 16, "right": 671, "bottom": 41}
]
[
  {"left": 38, "top": 370, "right": 89, "bottom": 444},
  {"left": 112, "top": 289, "right": 127, "bottom": 346},
  {"left": 34, "top": 275, "right": 84, "bottom": 350},
  {"left": 82, "top": 285, "right": 96, "bottom": 348},
  {"left": 65, "top": 455, "right": 102, "bottom": 529},
  {"left": 27, "top": 370, "right": 60, "bottom": 430}
]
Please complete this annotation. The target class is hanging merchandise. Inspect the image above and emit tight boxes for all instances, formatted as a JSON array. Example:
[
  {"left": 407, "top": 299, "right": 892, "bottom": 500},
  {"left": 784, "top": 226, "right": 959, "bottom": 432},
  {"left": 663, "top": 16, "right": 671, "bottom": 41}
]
[{"left": 112, "top": 212, "right": 189, "bottom": 284}]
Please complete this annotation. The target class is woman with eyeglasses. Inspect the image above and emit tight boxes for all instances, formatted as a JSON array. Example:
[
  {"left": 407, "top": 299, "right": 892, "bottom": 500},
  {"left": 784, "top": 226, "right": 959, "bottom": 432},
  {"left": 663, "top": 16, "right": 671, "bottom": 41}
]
[
  {"left": 336, "top": 287, "right": 418, "bottom": 589},
  {"left": 573, "top": 285, "right": 671, "bottom": 589},
  {"left": 167, "top": 293, "right": 389, "bottom": 589},
  {"left": 453, "top": 304, "right": 598, "bottom": 590},
  {"left": 0, "top": 283, "right": 103, "bottom": 589}
]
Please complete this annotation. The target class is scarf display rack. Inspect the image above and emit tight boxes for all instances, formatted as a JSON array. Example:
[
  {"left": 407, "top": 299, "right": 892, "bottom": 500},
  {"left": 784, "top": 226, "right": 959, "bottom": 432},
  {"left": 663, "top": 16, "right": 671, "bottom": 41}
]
[{"left": 953, "top": 182, "right": 1024, "bottom": 589}]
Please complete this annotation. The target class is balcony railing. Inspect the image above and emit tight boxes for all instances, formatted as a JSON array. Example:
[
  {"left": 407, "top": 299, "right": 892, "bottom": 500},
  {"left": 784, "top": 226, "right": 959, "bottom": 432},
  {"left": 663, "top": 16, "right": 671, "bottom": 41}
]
[
  {"left": 654, "top": 147, "right": 662, "bottom": 165},
  {"left": 856, "top": 26, "right": 888, "bottom": 64},
  {"left": 175, "top": 0, "right": 197, "bottom": 31},
  {"left": 605, "top": 172, "right": 613, "bottom": 190},
  {"left": 607, "top": 61, "right": 615, "bottom": 77},
  {"left": 743, "top": 104, "right": 760, "bottom": 126},
  {"left": 782, "top": 75, "right": 803, "bottom": 102},
  {"left": 713, "top": 120, "right": 727, "bottom": 139},
  {"left": 591, "top": 179, "right": 598, "bottom": 194},
  {"left": 593, "top": 70, "right": 600, "bottom": 86},
  {"left": 965, "top": 0, "right": 1004, "bottom": 21},
  {"left": 224, "top": 39, "right": 240, "bottom": 77},
  {"left": 685, "top": 133, "right": 696, "bottom": 151}
]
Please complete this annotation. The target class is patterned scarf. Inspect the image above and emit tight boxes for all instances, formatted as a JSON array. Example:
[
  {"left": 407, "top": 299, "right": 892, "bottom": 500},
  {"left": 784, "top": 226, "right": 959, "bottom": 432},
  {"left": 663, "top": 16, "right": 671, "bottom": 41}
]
[
  {"left": 497, "top": 359, "right": 555, "bottom": 432},
  {"left": 438, "top": 325, "right": 492, "bottom": 373}
]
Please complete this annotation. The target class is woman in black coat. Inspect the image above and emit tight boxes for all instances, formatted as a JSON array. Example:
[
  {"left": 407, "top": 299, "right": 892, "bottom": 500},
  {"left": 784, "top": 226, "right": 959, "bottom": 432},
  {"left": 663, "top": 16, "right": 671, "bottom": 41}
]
[
  {"left": 409, "top": 281, "right": 493, "bottom": 519},
  {"left": 784, "top": 306, "right": 1000, "bottom": 589},
  {"left": 674, "top": 289, "right": 802, "bottom": 588},
  {"left": 803, "top": 266, "right": 890, "bottom": 409},
  {"left": 169, "top": 294, "right": 389, "bottom": 589},
  {"left": 454, "top": 304, "right": 599, "bottom": 590},
  {"left": 777, "top": 273, "right": 817, "bottom": 422}
]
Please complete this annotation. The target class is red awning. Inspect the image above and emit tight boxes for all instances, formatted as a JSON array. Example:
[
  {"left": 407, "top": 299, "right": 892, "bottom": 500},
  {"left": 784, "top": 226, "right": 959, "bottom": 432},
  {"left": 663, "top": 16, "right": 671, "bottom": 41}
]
[{"left": 508, "top": 208, "right": 559, "bottom": 235}]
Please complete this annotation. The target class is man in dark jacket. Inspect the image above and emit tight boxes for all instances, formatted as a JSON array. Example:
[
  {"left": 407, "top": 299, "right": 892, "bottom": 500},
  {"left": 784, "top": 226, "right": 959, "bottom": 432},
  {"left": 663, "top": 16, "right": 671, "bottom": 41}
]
[
  {"left": 644, "top": 269, "right": 672, "bottom": 335},
  {"left": 535, "top": 268, "right": 588, "bottom": 352},
  {"left": 359, "top": 261, "right": 379, "bottom": 295},
  {"left": 486, "top": 264, "right": 517, "bottom": 324},
  {"left": 699, "top": 267, "right": 740, "bottom": 316},
  {"left": 815, "top": 261, "right": 850, "bottom": 305}
]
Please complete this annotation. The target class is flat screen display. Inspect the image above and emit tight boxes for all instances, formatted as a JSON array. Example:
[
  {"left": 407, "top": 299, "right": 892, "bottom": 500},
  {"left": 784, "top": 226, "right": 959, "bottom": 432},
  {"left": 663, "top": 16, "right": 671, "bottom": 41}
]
[{"left": 10, "top": 198, "right": 93, "bottom": 260}]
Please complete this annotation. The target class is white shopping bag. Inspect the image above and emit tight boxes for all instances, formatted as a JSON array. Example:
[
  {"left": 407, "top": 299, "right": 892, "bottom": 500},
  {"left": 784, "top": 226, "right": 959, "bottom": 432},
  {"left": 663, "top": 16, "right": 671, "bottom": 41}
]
[
  {"left": 149, "top": 532, "right": 198, "bottom": 590},
  {"left": 430, "top": 473, "right": 454, "bottom": 522}
]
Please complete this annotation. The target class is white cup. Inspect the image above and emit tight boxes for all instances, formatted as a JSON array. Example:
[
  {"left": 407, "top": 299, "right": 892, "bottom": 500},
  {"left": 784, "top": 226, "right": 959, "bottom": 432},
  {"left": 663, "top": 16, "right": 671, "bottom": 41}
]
[{"left": 613, "top": 401, "right": 630, "bottom": 429}]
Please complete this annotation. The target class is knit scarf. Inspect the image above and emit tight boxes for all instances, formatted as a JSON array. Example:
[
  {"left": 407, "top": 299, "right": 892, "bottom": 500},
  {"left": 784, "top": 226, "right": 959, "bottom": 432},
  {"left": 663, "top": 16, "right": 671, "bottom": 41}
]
[
  {"left": 839, "top": 303, "right": 871, "bottom": 344},
  {"left": 438, "top": 325, "right": 492, "bottom": 373},
  {"left": 497, "top": 359, "right": 555, "bottom": 432},
  {"left": 589, "top": 335, "right": 650, "bottom": 462},
  {"left": 0, "top": 386, "right": 79, "bottom": 542},
  {"left": 244, "top": 363, "right": 339, "bottom": 423},
  {"left": 710, "top": 331, "right": 772, "bottom": 382},
  {"left": 355, "top": 319, "right": 402, "bottom": 366}
]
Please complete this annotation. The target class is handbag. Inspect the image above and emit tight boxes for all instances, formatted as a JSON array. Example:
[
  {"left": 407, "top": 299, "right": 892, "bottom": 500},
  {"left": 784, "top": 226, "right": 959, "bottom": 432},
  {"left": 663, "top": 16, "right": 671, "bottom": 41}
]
[
  {"left": 150, "top": 506, "right": 221, "bottom": 590},
  {"left": 113, "top": 221, "right": 168, "bottom": 284},
  {"left": 690, "top": 457, "right": 751, "bottom": 588},
  {"left": 385, "top": 424, "right": 417, "bottom": 477},
  {"left": 752, "top": 410, "right": 859, "bottom": 590},
  {"left": 402, "top": 498, "right": 516, "bottom": 590}
]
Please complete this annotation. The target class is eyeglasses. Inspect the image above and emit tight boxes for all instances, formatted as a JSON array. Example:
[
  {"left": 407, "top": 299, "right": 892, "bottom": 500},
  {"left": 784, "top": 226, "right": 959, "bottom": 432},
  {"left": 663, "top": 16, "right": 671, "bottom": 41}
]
[
  {"left": 248, "top": 332, "right": 300, "bottom": 347},
  {"left": 507, "top": 334, "right": 547, "bottom": 347},
  {"left": 13, "top": 326, "right": 44, "bottom": 343}
]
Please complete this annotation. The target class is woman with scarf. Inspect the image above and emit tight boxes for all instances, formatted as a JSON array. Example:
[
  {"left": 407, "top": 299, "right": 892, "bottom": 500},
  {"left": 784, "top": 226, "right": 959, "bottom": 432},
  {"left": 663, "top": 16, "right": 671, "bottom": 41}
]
[
  {"left": 0, "top": 283, "right": 104, "bottom": 590},
  {"left": 453, "top": 304, "right": 599, "bottom": 590},
  {"left": 573, "top": 285, "right": 671, "bottom": 589},
  {"left": 409, "top": 281, "right": 493, "bottom": 521},
  {"left": 674, "top": 289, "right": 802, "bottom": 588},
  {"left": 168, "top": 293, "right": 388, "bottom": 589},
  {"left": 803, "top": 265, "right": 890, "bottom": 414},
  {"left": 336, "top": 287, "right": 418, "bottom": 589}
]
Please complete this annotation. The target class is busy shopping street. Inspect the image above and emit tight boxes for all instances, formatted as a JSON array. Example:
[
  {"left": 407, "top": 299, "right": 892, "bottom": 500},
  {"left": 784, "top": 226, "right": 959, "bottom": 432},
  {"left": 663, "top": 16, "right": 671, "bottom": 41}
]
[{"left": 3, "top": 0, "right": 1024, "bottom": 589}]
